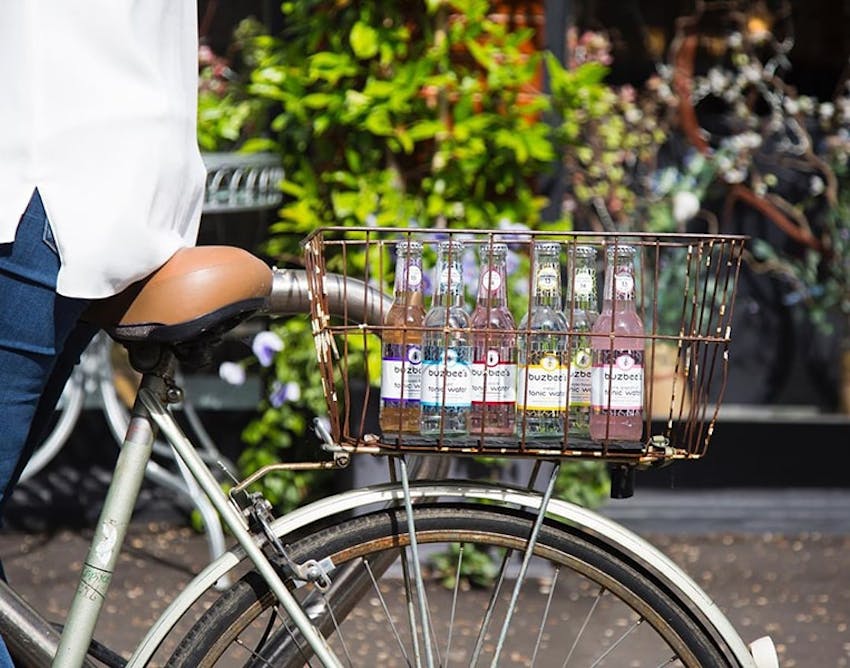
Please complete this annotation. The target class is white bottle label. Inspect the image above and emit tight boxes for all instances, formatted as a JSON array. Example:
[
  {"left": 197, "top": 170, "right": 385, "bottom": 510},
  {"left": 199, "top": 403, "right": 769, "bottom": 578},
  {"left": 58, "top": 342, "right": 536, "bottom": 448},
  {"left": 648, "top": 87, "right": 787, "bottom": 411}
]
[
  {"left": 405, "top": 265, "right": 422, "bottom": 288},
  {"left": 381, "top": 344, "right": 422, "bottom": 404},
  {"left": 517, "top": 353, "right": 567, "bottom": 411},
  {"left": 421, "top": 348, "right": 471, "bottom": 408},
  {"left": 471, "top": 349, "right": 517, "bottom": 404},
  {"left": 591, "top": 350, "right": 644, "bottom": 411},
  {"left": 536, "top": 267, "right": 559, "bottom": 294},
  {"left": 573, "top": 269, "right": 594, "bottom": 297},
  {"left": 614, "top": 273, "right": 634, "bottom": 300},
  {"left": 481, "top": 269, "right": 502, "bottom": 291}
]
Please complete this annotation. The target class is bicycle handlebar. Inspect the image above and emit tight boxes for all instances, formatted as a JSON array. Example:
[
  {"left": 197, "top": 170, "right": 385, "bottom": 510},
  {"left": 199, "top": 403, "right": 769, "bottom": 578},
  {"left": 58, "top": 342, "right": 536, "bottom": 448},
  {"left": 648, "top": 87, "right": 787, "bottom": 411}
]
[{"left": 267, "top": 268, "right": 391, "bottom": 326}]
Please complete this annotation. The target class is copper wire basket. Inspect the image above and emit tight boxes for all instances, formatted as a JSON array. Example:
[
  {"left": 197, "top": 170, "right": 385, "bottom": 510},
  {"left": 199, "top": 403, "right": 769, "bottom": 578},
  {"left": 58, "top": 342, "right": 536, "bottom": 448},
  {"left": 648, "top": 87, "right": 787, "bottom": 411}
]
[{"left": 302, "top": 227, "right": 747, "bottom": 464}]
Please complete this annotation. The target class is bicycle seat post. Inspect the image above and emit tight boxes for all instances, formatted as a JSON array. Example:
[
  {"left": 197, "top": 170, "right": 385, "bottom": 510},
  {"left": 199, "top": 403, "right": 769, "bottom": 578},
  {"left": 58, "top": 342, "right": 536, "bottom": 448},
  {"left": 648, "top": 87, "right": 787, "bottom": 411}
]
[{"left": 53, "top": 350, "right": 175, "bottom": 667}]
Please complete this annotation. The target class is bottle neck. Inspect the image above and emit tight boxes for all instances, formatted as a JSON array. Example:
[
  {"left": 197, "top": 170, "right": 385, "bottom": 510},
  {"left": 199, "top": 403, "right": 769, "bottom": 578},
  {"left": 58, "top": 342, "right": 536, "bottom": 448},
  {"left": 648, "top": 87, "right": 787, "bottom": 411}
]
[
  {"left": 432, "top": 254, "right": 465, "bottom": 308},
  {"left": 531, "top": 256, "right": 562, "bottom": 310},
  {"left": 567, "top": 257, "right": 597, "bottom": 317},
  {"left": 602, "top": 261, "right": 636, "bottom": 311},
  {"left": 393, "top": 252, "right": 424, "bottom": 303},
  {"left": 475, "top": 254, "right": 509, "bottom": 310}
]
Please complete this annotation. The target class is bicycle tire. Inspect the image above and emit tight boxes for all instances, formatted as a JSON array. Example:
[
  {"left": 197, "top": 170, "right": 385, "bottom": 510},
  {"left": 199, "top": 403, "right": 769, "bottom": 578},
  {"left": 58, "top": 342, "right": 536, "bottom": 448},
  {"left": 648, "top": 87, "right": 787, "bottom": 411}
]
[{"left": 166, "top": 504, "right": 735, "bottom": 667}]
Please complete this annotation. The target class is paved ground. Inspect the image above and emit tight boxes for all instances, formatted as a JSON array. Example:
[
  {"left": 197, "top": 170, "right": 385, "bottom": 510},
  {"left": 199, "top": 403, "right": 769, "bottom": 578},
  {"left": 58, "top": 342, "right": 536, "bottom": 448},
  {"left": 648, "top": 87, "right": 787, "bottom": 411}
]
[{"left": 1, "top": 489, "right": 848, "bottom": 666}]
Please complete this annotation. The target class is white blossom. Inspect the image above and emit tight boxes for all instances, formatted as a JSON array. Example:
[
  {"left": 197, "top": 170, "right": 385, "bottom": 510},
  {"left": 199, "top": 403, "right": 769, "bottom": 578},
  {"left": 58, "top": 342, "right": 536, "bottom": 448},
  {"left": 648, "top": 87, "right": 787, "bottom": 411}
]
[
  {"left": 219, "top": 362, "right": 246, "bottom": 386},
  {"left": 783, "top": 97, "right": 800, "bottom": 115},
  {"left": 672, "top": 191, "right": 700, "bottom": 224}
]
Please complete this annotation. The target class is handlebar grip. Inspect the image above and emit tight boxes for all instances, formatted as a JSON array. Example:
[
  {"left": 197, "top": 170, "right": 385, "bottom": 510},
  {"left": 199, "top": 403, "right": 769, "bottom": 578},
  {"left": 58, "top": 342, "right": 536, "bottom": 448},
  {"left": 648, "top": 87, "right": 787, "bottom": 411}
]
[{"left": 267, "top": 268, "right": 391, "bottom": 327}]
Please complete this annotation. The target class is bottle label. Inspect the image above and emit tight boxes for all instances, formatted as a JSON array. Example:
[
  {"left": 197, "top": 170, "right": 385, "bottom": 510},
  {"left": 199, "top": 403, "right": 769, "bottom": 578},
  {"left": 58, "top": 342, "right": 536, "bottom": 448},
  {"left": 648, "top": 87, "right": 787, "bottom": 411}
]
[
  {"left": 591, "top": 349, "right": 644, "bottom": 411},
  {"left": 536, "top": 267, "right": 559, "bottom": 295},
  {"left": 471, "top": 348, "right": 517, "bottom": 404},
  {"left": 614, "top": 273, "right": 634, "bottom": 300},
  {"left": 569, "top": 347, "right": 593, "bottom": 408},
  {"left": 381, "top": 344, "right": 422, "bottom": 405},
  {"left": 439, "top": 266, "right": 462, "bottom": 293},
  {"left": 481, "top": 269, "right": 502, "bottom": 292},
  {"left": 573, "top": 269, "right": 594, "bottom": 297},
  {"left": 405, "top": 265, "right": 422, "bottom": 289},
  {"left": 517, "top": 353, "right": 567, "bottom": 411},
  {"left": 421, "top": 347, "right": 472, "bottom": 408}
]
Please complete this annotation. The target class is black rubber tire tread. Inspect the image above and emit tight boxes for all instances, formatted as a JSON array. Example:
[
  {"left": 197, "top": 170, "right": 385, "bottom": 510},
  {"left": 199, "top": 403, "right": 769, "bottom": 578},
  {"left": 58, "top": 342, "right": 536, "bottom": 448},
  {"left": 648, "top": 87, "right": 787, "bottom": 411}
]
[{"left": 166, "top": 504, "right": 737, "bottom": 667}]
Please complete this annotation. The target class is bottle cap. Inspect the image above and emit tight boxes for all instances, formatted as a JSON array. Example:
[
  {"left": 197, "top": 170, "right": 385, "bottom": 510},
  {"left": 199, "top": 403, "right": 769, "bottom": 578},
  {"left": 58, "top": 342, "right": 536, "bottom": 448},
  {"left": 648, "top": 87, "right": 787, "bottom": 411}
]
[
  {"left": 533, "top": 241, "right": 561, "bottom": 255},
  {"left": 605, "top": 243, "right": 636, "bottom": 259},
  {"left": 573, "top": 245, "right": 597, "bottom": 259},
  {"left": 438, "top": 239, "right": 465, "bottom": 253},
  {"left": 479, "top": 242, "right": 508, "bottom": 258},
  {"left": 396, "top": 239, "right": 423, "bottom": 253}
]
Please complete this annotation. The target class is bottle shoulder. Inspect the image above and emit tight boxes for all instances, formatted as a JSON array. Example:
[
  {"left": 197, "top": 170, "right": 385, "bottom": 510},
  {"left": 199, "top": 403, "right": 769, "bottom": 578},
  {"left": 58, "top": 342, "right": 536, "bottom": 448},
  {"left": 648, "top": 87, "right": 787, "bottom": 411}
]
[
  {"left": 384, "top": 304, "right": 426, "bottom": 325},
  {"left": 470, "top": 306, "right": 516, "bottom": 330},
  {"left": 424, "top": 306, "right": 471, "bottom": 329},
  {"left": 518, "top": 306, "right": 568, "bottom": 331}
]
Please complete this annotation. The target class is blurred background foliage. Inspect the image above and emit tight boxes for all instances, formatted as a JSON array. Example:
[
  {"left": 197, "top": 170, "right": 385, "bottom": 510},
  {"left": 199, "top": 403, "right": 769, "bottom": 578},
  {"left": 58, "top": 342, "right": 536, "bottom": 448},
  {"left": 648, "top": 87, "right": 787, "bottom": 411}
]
[{"left": 197, "top": 0, "right": 850, "bottom": 511}]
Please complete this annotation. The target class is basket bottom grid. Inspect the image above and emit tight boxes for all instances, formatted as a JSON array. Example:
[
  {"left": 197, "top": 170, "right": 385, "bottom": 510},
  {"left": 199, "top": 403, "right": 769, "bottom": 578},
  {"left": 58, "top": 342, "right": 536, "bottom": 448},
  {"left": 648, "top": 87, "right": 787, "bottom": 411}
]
[{"left": 343, "top": 432, "right": 689, "bottom": 463}]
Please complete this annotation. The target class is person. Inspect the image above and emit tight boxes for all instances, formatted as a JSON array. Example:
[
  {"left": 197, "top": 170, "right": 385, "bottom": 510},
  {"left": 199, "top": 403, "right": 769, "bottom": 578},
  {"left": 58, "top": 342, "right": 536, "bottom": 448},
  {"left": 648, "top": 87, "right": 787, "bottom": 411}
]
[{"left": 0, "top": 3, "right": 206, "bottom": 664}]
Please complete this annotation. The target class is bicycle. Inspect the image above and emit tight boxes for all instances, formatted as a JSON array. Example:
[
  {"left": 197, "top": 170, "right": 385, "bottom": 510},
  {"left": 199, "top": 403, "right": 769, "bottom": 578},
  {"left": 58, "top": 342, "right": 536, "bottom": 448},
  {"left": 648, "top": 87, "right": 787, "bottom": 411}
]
[{"left": 0, "top": 229, "right": 778, "bottom": 667}]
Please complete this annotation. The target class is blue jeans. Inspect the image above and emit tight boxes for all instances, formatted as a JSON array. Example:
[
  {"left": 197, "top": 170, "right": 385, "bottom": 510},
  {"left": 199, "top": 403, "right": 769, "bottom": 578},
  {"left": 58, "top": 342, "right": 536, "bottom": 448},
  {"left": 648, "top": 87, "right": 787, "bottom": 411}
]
[{"left": 0, "top": 191, "right": 97, "bottom": 666}]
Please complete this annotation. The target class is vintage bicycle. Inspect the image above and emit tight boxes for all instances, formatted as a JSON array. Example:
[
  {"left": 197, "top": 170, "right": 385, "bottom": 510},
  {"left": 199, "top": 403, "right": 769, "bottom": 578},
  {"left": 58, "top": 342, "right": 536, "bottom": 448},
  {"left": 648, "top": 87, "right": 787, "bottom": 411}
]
[{"left": 0, "top": 228, "right": 778, "bottom": 667}]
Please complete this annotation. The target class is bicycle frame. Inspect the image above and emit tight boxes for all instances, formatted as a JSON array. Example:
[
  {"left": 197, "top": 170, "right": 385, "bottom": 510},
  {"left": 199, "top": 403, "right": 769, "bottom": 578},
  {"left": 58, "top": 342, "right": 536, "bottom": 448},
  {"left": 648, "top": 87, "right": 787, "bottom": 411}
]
[
  {"left": 0, "top": 356, "right": 760, "bottom": 668},
  {"left": 0, "top": 266, "right": 764, "bottom": 668}
]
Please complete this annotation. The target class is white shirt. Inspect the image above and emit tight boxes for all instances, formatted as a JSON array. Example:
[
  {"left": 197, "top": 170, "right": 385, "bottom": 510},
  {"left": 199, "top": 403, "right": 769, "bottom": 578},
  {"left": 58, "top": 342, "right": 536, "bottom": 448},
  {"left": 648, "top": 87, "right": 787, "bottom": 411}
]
[{"left": 0, "top": 1, "right": 206, "bottom": 299}]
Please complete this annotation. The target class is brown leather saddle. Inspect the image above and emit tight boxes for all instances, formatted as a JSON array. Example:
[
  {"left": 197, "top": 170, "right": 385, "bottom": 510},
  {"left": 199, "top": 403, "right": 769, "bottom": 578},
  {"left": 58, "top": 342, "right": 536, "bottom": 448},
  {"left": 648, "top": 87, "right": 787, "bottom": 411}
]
[{"left": 84, "top": 246, "right": 272, "bottom": 353}]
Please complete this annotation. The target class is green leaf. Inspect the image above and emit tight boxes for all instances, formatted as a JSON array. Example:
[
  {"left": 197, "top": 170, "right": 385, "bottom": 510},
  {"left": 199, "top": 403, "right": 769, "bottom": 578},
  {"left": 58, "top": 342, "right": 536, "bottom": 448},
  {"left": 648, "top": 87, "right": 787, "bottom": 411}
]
[
  {"left": 350, "top": 22, "right": 379, "bottom": 60},
  {"left": 364, "top": 108, "right": 394, "bottom": 136}
]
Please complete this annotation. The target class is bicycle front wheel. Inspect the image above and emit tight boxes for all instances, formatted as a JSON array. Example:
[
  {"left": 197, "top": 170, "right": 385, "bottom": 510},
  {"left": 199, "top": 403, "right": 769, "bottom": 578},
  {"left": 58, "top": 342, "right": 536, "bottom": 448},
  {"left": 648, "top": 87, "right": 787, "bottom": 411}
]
[{"left": 167, "top": 504, "right": 734, "bottom": 667}]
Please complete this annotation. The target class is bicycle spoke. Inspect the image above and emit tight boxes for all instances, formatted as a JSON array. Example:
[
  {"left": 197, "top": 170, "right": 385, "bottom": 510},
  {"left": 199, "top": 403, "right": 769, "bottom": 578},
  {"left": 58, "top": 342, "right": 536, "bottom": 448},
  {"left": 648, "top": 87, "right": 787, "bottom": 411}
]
[
  {"left": 588, "top": 617, "right": 644, "bottom": 668},
  {"left": 490, "top": 462, "right": 560, "bottom": 667},
  {"left": 233, "top": 612, "right": 317, "bottom": 668},
  {"left": 561, "top": 585, "right": 606, "bottom": 668},
  {"left": 529, "top": 566, "right": 560, "bottom": 667},
  {"left": 468, "top": 548, "right": 511, "bottom": 667},
  {"left": 266, "top": 604, "right": 319, "bottom": 668},
  {"left": 362, "top": 558, "right": 413, "bottom": 667},
  {"left": 319, "top": 589, "right": 356, "bottom": 668},
  {"left": 399, "top": 545, "right": 424, "bottom": 668},
  {"left": 444, "top": 544, "right": 464, "bottom": 667}
]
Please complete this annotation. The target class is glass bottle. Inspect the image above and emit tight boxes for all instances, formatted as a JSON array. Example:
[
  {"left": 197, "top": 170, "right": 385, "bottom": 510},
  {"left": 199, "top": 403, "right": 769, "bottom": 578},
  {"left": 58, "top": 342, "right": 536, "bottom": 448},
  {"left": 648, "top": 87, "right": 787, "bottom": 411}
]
[
  {"left": 380, "top": 240, "right": 426, "bottom": 434},
  {"left": 516, "top": 242, "right": 568, "bottom": 439},
  {"left": 590, "top": 244, "right": 645, "bottom": 442},
  {"left": 565, "top": 245, "right": 598, "bottom": 437},
  {"left": 420, "top": 239, "right": 472, "bottom": 436},
  {"left": 470, "top": 243, "right": 516, "bottom": 436}
]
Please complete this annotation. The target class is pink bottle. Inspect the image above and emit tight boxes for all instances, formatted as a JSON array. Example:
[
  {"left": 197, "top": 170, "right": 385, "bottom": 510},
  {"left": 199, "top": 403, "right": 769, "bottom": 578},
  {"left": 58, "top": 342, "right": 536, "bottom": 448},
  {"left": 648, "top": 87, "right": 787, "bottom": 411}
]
[
  {"left": 590, "top": 245, "right": 644, "bottom": 442},
  {"left": 470, "top": 243, "right": 517, "bottom": 436}
]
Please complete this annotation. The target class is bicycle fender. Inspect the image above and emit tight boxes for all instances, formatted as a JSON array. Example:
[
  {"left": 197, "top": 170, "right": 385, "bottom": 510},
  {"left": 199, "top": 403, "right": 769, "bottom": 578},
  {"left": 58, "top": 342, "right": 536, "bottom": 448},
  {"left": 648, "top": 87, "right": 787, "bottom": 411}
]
[{"left": 127, "top": 480, "right": 758, "bottom": 668}]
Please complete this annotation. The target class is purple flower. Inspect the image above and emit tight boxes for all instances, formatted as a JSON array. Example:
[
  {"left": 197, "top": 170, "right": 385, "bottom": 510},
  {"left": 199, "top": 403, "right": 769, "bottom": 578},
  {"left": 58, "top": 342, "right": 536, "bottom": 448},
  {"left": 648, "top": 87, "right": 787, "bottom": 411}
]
[
  {"left": 269, "top": 380, "right": 302, "bottom": 407},
  {"left": 252, "top": 331, "right": 284, "bottom": 367}
]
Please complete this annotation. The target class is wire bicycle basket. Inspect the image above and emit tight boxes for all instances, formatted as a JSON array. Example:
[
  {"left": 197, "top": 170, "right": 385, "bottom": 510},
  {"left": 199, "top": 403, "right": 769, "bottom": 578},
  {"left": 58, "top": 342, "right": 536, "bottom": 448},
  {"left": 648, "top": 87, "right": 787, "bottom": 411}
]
[{"left": 303, "top": 227, "right": 747, "bottom": 465}]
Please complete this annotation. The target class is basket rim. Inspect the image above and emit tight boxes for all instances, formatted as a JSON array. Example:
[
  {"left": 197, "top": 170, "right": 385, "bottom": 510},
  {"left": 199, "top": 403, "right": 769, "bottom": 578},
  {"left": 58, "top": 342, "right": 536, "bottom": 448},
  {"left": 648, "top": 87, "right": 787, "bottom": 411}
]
[{"left": 301, "top": 225, "right": 751, "bottom": 247}]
